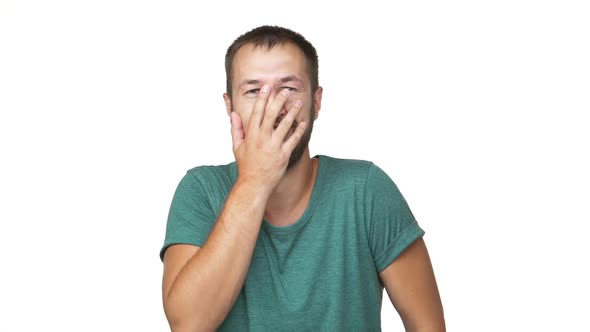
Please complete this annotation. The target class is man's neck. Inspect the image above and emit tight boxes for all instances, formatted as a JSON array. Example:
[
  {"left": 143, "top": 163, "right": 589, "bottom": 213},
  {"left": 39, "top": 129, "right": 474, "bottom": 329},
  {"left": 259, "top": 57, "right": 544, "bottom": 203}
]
[{"left": 264, "top": 150, "right": 318, "bottom": 226}]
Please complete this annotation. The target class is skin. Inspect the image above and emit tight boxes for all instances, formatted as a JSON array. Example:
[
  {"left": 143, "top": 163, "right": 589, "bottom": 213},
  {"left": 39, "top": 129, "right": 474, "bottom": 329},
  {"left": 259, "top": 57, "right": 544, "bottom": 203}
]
[
  {"left": 223, "top": 42, "right": 323, "bottom": 225},
  {"left": 380, "top": 238, "right": 446, "bottom": 331},
  {"left": 162, "top": 41, "right": 445, "bottom": 331}
]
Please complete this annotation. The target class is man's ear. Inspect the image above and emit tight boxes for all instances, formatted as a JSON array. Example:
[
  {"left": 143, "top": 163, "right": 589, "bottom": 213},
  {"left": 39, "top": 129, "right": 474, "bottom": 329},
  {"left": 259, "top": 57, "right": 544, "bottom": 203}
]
[
  {"left": 313, "top": 87, "right": 323, "bottom": 120},
  {"left": 223, "top": 93, "right": 232, "bottom": 117}
]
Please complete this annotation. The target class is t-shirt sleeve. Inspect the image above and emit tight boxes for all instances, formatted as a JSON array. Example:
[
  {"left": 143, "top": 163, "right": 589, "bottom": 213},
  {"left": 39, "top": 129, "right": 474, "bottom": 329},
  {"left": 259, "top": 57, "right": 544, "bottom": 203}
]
[
  {"left": 364, "top": 163, "right": 425, "bottom": 273},
  {"left": 159, "top": 170, "right": 217, "bottom": 261}
]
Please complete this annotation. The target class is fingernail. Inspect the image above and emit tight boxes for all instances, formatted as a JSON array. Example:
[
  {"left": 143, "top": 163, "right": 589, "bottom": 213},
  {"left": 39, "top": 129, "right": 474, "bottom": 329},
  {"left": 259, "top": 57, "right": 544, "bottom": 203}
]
[
  {"left": 261, "top": 85, "right": 270, "bottom": 93},
  {"left": 281, "top": 89, "right": 290, "bottom": 96},
  {"left": 294, "top": 100, "right": 302, "bottom": 108}
]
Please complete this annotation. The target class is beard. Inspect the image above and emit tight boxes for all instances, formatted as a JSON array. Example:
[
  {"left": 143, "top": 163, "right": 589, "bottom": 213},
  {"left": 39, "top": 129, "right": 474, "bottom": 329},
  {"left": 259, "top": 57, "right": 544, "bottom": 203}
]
[{"left": 286, "top": 105, "right": 314, "bottom": 170}]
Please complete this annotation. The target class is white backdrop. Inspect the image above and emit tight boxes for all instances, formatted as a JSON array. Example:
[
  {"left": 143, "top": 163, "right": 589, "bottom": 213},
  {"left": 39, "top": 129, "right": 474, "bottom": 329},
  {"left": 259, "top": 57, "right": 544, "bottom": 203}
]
[{"left": 1, "top": 0, "right": 589, "bottom": 331}]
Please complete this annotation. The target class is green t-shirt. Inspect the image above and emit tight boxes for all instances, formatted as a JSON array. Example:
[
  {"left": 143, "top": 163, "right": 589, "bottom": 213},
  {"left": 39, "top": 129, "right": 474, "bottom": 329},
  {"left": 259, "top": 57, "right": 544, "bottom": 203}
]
[{"left": 160, "top": 155, "right": 425, "bottom": 331}]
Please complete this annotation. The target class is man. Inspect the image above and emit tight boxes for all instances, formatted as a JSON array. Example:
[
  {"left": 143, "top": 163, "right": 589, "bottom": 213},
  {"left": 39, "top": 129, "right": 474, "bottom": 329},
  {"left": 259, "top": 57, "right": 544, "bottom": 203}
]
[{"left": 160, "top": 25, "right": 445, "bottom": 331}]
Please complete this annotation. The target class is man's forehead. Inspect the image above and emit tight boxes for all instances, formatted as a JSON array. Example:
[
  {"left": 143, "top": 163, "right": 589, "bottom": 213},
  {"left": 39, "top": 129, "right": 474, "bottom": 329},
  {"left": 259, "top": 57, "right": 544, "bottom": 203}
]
[
  {"left": 234, "top": 43, "right": 306, "bottom": 68},
  {"left": 233, "top": 43, "right": 309, "bottom": 87}
]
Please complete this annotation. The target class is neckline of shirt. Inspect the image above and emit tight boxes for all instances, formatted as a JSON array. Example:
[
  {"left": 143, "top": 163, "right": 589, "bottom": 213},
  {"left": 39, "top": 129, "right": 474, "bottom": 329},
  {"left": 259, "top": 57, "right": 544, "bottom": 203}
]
[{"left": 260, "top": 154, "right": 326, "bottom": 236}]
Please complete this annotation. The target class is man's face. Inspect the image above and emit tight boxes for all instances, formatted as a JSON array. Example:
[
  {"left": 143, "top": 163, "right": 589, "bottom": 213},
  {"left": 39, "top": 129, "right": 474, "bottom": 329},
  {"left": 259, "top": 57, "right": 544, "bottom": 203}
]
[{"left": 224, "top": 42, "right": 321, "bottom": 169}]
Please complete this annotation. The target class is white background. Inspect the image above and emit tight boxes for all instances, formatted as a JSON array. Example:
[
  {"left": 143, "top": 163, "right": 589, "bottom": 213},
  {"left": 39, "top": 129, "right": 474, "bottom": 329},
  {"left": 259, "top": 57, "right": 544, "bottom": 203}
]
[{"left": 1, "top": 0, "right": 589, "bottom": 331}]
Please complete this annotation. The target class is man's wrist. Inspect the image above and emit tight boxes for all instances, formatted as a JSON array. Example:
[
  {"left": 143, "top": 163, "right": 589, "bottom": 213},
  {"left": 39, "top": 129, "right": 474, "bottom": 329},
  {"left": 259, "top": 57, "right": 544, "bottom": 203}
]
[{"left": 234, "top": 176, "right": 274, "bottom": 201}]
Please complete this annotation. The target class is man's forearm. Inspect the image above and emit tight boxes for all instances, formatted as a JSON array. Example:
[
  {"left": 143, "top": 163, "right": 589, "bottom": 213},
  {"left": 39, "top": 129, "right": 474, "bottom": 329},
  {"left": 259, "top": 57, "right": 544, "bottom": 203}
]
[{"left": 164, "top": 178, "right": 270, "bottom": 331}]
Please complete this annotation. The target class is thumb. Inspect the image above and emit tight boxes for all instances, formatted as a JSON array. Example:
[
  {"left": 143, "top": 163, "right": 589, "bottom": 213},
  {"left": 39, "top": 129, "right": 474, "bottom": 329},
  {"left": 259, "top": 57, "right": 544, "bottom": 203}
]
[{"left": 230, "top": 111, "right": 244, "bottom": 152}]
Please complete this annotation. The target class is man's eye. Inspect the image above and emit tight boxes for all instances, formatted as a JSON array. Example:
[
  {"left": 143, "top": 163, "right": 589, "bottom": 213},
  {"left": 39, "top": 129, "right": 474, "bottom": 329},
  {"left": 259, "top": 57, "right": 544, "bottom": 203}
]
[
  {"left": 281, "top": 87, "right": 297, "bottom": 92},
  {"left": 245, "top": 88, "right": 261, "bottom": 96}
]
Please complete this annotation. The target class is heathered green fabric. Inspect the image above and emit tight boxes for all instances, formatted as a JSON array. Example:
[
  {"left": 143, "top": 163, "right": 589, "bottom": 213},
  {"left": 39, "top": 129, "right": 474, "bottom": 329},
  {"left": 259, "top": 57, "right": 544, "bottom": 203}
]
[{"left": 160, "top": 155, "right": 425, "bottom": 331}]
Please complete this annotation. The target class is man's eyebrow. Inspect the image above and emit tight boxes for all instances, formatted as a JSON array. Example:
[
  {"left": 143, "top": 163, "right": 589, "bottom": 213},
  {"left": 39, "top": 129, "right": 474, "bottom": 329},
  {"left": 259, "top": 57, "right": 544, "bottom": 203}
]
[
  {"left": 279, "top": 76, "right": 303, "bottom": 84},
  {"left": 239, "top": 79, "right": 261, "bottom": 88},
  {"left": 239, "top": 76, "right": 304, "bottom": 88}
]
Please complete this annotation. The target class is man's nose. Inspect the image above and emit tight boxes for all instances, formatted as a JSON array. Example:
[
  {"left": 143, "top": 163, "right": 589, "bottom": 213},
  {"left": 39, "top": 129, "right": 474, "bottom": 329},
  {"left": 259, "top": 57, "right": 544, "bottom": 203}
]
[{"left": 269, "top": 89, "right": 292, "bottom": 114}]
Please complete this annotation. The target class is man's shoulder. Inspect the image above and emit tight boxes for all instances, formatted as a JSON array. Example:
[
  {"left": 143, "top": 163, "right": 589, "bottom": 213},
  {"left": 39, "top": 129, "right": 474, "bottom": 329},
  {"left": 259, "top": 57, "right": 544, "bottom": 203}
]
[
  {"left": 184, "top": 160, "right": 237, "bottom": 183},
  {"left": 319, "top": 155, "right": 377, "bottom": 184},
  {"left": 320, "top": 155, "right": 399, "bottom": 189},
  {"left": 320, "top": 154, "right": 374, "bottom": 173}
]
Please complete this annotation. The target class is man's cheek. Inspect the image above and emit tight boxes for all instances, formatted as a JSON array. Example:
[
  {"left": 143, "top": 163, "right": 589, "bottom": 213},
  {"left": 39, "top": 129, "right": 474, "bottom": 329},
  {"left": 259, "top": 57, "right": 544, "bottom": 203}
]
[
  {"left": 234, "top": 110, "right": 252, "bottom": 135},
  {"left": 235, "top": 104, "right": 254, "bottom": 128}
]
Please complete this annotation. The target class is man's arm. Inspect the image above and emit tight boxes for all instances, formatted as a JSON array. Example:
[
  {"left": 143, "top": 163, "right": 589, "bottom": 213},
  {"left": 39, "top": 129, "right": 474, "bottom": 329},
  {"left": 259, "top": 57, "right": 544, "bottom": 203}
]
[
  {"left": 161, "top": 86, "right": 306, "bottom": 331},
  {"left": 162, "top": 179, "right": 269, "bottom": 331},
  {"left": 379, "top": 237, "right": 445, "bottom": 332}
]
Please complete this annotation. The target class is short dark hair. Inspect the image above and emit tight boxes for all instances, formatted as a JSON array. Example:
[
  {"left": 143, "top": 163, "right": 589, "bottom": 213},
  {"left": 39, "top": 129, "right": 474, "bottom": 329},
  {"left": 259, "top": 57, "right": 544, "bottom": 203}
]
[{"left": 224, "top": 25, "right": 319, "bottom": 98}]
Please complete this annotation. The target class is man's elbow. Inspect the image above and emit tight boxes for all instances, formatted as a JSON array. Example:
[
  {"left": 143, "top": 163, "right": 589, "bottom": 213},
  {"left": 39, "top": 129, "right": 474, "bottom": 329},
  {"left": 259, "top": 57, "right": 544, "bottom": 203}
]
[
  {"left": 163, "top": 302, "right": 202, "bottom": 332},
  {"left": 166, "top": 314, "right": 217, "bottom": 332},
  {"left": 416, "top": 326, "right": 446, "bottom": 332},
  {"left": 164, "top": 302, "right": 220, "bottom": 332},
  {"left": 405, "top": 319, "right": 446, "bottom": 332}
]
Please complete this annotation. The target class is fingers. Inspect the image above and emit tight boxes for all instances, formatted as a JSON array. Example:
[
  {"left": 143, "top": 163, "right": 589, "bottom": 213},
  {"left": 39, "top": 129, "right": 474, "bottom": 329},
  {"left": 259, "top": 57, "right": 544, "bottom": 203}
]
[
  {"left": 273, "top": 99, "right": 302, "bottom": 141},
  {"left": 248, "top": 85, "right": 270, "bottom": 131},
  {"left": 261, "top": 88, "right": 292, "bottom": 134},
  {"left": 230, "top": 111, "right": 244, "bottom": 152},
  {"left": 282, "top": 121, "right": 307, "bottom": 153}
]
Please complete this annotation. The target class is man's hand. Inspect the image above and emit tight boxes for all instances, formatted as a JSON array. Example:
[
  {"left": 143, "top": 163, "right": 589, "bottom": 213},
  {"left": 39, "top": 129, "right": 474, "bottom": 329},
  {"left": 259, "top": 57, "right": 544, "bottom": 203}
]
[{"left": 230, "top": 85, "right": 306, "bottom": 192}]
